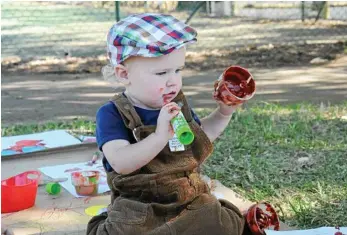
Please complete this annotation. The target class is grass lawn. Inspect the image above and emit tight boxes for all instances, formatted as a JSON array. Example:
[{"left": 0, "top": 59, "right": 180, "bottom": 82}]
[{"left": 2, "top": 102, "right": 347, "bottom": 228}]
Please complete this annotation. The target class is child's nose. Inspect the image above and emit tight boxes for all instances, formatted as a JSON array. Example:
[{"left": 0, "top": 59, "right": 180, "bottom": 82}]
[{"left": 166, "top": 71, "right": 180, "bottom": 86}]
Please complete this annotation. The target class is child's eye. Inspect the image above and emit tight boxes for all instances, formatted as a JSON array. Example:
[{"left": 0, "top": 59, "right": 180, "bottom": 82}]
[
  {"left": 156, "top": 71, "right": 167, "bottom": 76},
  {"left": 176, "top": 67, "right": 185, "bottom": 73}
]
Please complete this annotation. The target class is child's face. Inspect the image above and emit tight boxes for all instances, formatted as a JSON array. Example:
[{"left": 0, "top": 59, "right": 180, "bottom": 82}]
[{"left": 123, "top": 47, "right": 186, "bottom": 109}]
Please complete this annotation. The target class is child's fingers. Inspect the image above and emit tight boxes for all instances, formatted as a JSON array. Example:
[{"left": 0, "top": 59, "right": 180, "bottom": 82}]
[
  {"left": 168, "top": 125, "right": 175, "bottom": 135},
  {"left": 165, "top": 110, "right": 180, "bottom": 121},
  {"left": 169, "top": 106, "right": 180, "bottom": 114},
  {"left": 163, "top": 102, "right": 180, "bottom": 114},
  {"left": 168, "top": 109, "right": 180, "bottom": 119},
  {"left": 163, "top": 102, "right": 178, "bottom": 109}
]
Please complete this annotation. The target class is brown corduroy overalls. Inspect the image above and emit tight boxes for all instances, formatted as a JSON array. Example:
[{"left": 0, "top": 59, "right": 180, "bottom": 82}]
[{"left": 87, "top": 91, "right": 250, "bottom": 235}]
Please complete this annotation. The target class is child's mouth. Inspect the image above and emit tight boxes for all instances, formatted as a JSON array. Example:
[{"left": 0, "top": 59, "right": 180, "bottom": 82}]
[{"left": 163, "top": 91, "right": 176, "bottom": 103}]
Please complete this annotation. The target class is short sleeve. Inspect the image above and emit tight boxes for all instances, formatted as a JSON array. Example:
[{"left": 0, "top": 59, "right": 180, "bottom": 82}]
[{"left": 96, "top": 102, "right": 131, "bottom": 151}]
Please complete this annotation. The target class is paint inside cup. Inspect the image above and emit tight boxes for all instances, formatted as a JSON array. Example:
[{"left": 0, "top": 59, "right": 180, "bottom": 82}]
[
  {"left": 214, "top": 66, "right": 256, "bottom": 105},
  {"left": 245, "top": 202, "right": 280, "bottom": 235},
  {"left": 223, "top": 71, "right": 254, "bottom": 98}
]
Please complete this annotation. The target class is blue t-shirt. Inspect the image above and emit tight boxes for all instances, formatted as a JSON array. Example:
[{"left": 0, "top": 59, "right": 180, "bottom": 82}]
[{"left": 96, "top": 100, "right": 201, "bottom": 172}]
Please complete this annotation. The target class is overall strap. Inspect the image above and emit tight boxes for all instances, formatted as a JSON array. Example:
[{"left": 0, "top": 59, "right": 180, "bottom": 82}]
[
  {"left": 173, "top": 90, "right": 193, "bottom": 122},
  {"left": 110, "top": 93, "right": 143, "bottom": 131}
]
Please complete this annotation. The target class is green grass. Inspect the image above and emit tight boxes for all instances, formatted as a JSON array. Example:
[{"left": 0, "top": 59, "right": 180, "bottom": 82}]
[
  {"left": 1, "top": 119, "right": 96, "bottom": 138},
  {"left": 2, "top": 102, "right": 347, "bottom": 228},
  {"left": 202, "top": 102, "right": 347, "bottom": 228}
]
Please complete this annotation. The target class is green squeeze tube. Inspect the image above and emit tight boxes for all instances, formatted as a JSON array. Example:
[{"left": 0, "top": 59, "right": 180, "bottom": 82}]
[{"left": 171, "top": 109, "right": 195, "bottom": 145}]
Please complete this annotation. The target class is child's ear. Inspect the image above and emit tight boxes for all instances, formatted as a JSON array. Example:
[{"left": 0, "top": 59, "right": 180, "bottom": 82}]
[{"left": 114, "top": 64, "right": 130, "bottom": 85}]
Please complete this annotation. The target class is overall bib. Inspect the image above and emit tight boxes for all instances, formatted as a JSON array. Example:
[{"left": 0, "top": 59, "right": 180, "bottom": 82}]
[{"left": 87, "top": 91, "right": 250, "bottom": 235}]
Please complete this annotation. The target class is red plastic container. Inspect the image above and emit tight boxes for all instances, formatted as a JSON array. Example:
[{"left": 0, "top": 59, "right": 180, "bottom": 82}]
[
  {"left": 1, "top": 170, "right": 41, "bottom": 213},
  {"left": 213, "top": 66, "right": 256, "bottom": 106},
  {"left": 245, "top": 202, "right": 280, "bottom": 235}
]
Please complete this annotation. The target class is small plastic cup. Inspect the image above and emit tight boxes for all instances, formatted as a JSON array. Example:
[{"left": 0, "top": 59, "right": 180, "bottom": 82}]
[
  {"left": 213, "top": 66, "right": 256, "bottom": 106},
  {"left": 46, "top": 182, "right": 61, "bottom": 195},
  {"left": 71, "top": 171, "right": 100, "bottom": 196},
  {"left": 245, "top": 202, "right": 280, "bottom": 235}
]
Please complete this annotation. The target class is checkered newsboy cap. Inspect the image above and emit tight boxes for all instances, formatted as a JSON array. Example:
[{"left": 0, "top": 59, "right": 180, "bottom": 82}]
[{"left": 106, "top": 13, "right": 197, "bottom": 66}]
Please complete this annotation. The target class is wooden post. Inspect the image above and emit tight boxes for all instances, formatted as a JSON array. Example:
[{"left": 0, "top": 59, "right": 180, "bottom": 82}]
[
  {"left": 115, "top": 1, "right": 120, "bottom": 22},
  {"left": 321, "top": 1, "right": 330, "bottom": 19},
  {"left": 301, "top": 1, "right": 305, "bottom": 22},
  {"left": 232, "top": 1, "right": 239, "bottom": 16},
  {"left": 210, "top": 1, "right": 216, "bottom": 16},
  {"left": 223, "top": 1, "right": 231, "bottom": 16}
]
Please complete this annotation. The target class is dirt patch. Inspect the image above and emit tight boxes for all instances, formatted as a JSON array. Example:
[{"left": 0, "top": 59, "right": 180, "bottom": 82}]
[{"left": 2, "top": 42, "right": 346, "bottom": 74}]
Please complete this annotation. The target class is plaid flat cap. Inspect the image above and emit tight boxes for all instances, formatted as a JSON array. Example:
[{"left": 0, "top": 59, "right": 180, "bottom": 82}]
[{"left": 106, "top": 13, "right": 197, "bottom": 66}]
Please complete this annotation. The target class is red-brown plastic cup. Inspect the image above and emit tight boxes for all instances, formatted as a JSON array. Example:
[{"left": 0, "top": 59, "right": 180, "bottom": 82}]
[
  {"left": 245, "top": 202, "right": 280, "bottom": 235},
  {"left": 213, "top": 66, "right": 256, "bottom": 106}
]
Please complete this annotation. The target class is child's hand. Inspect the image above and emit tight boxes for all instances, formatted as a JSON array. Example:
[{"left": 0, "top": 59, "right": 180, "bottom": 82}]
[
  {"left": 212, "top": 92, "right": 243, "bottom": 116},
  {"left": 155, "top": 102, "right": 181, "bottom": 141},
  {"left": 217, "top": 101, "right": 242, "bottom": 117}
]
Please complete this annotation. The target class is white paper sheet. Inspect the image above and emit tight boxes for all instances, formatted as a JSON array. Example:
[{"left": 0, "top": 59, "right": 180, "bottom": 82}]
[
  {"left": 39, "top": 160, "right": 110, "bottom": 198},
  {"left": 265, "top": 227, "right": 347, "bottom": 235}
]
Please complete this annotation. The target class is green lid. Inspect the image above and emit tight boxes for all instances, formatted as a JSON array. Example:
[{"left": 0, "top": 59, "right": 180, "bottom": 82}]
[
  {"left": 171, "top": 111, "right": 195, "bottom": 145},
  {"left": 46, "top": 182, "right": 61, "bottom": 195},
  {"left": 178, "top": 131, "right": 194, "bottom": 145}
]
